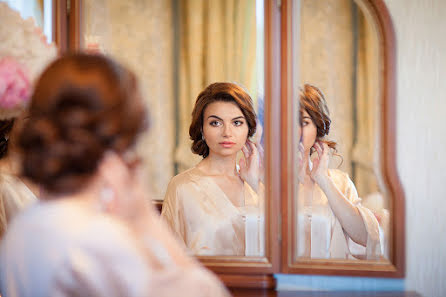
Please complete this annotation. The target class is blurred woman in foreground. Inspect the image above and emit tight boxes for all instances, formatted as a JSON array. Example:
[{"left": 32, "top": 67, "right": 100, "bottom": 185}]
[{"left": 0, "top": 53, "right": 229, "bottom": 297}]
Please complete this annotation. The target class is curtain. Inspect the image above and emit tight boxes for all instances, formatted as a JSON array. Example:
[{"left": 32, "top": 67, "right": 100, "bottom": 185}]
[{"left": 175, "top": 0, "right": 258, "bottom": 171}]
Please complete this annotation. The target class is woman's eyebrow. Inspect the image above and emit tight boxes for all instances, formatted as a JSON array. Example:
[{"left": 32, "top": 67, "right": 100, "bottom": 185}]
[
  {"left": 207, "top": 115, "right": 223, "bottom": 121},
  {"left": 302, "top": 116, "right": 312, "bottom": 120},
  {"left": 207, "top": 115, "right": 245, "bottom": 121}
]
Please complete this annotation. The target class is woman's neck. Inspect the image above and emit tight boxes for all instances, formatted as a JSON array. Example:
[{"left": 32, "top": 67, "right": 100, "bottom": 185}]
[
  {"left": 0, "top": 154, "right": 19, "bottom": 175},
  {"left": 43, "top": 177, "right": 101, "bottom": 208},
  {"left": 197, "top": 153, "right": 238, "bottom": 176}
]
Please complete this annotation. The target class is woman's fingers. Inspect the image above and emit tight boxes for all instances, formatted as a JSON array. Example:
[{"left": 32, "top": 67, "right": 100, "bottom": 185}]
[
  {"left": 312, "top": 156, "right": 320, "bottom": 171},
  {"left": 239, "top": 157, "right": 246, "bottom": 170},
  {"left": 313, "top": 142, "right": 322, "bottom": 156},
  {"left": 322, "top": 142, "right": 329, "bottom": 152},
  {"left": 242, "top": 144, "right": 250, "bottom": 159},
  {"left": 248, "top": 140, "right": 258, "bottom": 157},
  {"left": 320, "top": 142, "right": 330, "bottom": 159}
]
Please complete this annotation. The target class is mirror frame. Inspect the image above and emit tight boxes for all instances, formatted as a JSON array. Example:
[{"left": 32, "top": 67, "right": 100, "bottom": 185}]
[
  {"left": 52, "top": 0, "right": 68, "bottom": 53},
  {"left": 66, "top": 0, "right": 282, "bottom": 289},
  {"left": 280, "top": 0, "right": 405, "bottom": 277},
  {"left": 197, "top": 0, "right": 282, "bottom": 288}
]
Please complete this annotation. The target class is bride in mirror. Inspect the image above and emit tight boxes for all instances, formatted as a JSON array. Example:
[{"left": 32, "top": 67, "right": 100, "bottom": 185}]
[
  {"left": 296, "top": 84, "right": 382, "bottom": 260},
  {"left": 161, "top": 82, "right": 264, "bottom": 257}
]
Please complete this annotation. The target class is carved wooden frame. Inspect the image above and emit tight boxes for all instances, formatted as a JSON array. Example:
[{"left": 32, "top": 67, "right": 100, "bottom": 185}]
[{"left": 280, "top": 0, "right": 405, "bottom": 278}]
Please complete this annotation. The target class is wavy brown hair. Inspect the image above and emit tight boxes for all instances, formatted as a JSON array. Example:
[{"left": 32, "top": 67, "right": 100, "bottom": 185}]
[
  {"left": 189, "top": 82, "right": 257, "bottom": 158},
  {"left": 18, "top": 53, "right": 147, "bottom": 194},
  {"left": 299, "top": 84, "right": 337, "bottom": 154},
  {"left": 0, "top": 119, "right": 14, "bottom": 159}
]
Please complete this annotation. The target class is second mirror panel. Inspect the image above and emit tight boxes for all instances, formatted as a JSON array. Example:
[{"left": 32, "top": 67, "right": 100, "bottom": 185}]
[
  {"left": 294, "top": 0, "right": 390, "bottom": 262},
  {"left": 81, "top": 0, "right": 266, "bottom": 258}
]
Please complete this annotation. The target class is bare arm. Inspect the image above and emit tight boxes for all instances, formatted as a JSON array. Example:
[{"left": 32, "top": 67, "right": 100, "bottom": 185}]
[{"left": 311, "top": 142, "right": 367, "bottom": 246}]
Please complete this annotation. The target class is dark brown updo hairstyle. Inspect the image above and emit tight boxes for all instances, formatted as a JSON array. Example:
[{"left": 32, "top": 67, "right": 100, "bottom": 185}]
[
  {"left": 299, "top": 83, "right": 337, "bottom": 153},
  {"left": 189, "top": 82, "right": 257, "bottom": 158},
  {"left": 0, "top": 119, "right": 14, "bottom": 159},
  {"left": 18, "top": 53, "right": 147, "bottom": 194}
]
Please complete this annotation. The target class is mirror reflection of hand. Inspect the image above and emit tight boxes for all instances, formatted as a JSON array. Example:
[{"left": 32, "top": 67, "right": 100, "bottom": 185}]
[
  {"left": 239, "top": 140, "right": 261, "bottom": 192},
  {"left": 310, "top": 142, "right": 330, "bottom": 184}
]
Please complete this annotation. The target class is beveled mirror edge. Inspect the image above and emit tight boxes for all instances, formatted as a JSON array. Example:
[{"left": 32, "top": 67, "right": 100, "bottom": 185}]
[{"left": 280, "top": 0, "right": 405, "bottom": 278}]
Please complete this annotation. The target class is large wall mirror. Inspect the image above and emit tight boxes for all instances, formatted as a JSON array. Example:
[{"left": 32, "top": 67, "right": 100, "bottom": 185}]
[
  {"left": 78, "top": 0, "right": 265, "bottom": 202},
  {"left": 68, "top": 0, "right": 281, "bottom": 288},
  {"left": 282, "top": 0, "right": 405, "bottom": 277},
  {"left": 66, "top": 0, "right": 403, "bottom": 288}
]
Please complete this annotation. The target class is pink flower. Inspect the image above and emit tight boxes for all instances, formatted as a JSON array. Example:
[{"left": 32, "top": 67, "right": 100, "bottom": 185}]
[{"left": 0, "top": 57, "right": 31, "bottom": 110}]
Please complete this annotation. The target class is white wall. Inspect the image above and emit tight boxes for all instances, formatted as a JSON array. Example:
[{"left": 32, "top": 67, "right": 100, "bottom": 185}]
[
  {"left": 388, "top": 0, "right": 446, "bottom": 296},
  {"left": 277, "top": 1, "right": 446, "bottom": 296}
]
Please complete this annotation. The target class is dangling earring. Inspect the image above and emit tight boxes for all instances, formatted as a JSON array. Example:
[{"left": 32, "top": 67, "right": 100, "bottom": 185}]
[{"left": 100, "top": 187, "right": 115, "bottom": 211}]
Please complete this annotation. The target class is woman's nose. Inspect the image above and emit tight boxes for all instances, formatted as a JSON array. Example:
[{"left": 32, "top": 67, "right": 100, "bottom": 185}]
[{"left": 222, "top": 124, "right": 232, "bottom": 137}]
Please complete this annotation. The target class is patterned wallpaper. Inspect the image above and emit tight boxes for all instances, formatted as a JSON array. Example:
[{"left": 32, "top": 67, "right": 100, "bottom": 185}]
[{"left": 83, "top": 0, "right": 174, "bottom": 199}]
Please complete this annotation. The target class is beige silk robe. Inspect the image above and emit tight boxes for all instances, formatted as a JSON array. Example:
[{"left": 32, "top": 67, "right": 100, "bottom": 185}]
[
  {"left": 0, "top": 198, "right": 230, "bottom": 297},
  {"left": 161, "top": 167, "right": 264, "bottom": 257},
  {"left": 296, "top": 169, "right": 382, "bottom": 260},
  {"left": 0, "top": 173, "right": 36, "bottom": 239}
]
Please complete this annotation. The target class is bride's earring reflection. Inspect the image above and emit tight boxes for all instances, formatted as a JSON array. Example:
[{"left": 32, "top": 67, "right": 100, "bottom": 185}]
[{"left": 161, "top": 82, "right": 265, "bottom": 257}]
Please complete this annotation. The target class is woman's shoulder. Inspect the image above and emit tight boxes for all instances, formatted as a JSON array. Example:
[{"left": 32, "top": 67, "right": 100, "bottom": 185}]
[
  {"left": 5, "top": 201, "right": 145, "bottom": 257},
  {"left": 328, "top": 169, "right": 358, "bottom": 198},
  {"left": 328, "top": 169, "right": 353, "bottom": 185},
  {"left": 1, "top": 202, "right": 151, "bottom": 296},
  {"left": 163, "top": 167, "right": 209, "bottom": 203},
  {"left": 0, "top": 173, "right": 37, "bottom": 213},
  {"left": 168, "top": 167, "right": 203, "bottom": 187}
]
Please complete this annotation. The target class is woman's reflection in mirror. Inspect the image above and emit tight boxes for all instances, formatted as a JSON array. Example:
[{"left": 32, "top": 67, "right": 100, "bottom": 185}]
[
  {"left": 296, "top": 84, "right": 382, "bottom": 260},
  {"left": 162, "top": 82, "right": 265, "bottom": 257}
]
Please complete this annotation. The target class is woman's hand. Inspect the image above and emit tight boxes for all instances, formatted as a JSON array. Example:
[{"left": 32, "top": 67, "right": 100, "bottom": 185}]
[
  {"left": 239, "top": 140, "right": 261, "bottom": 192},
  {"left": 99, "top": 152, "right": 151, "bottom": 223},
  {"left": 310, "top": 141, "right": 330, "bottom": 184}
]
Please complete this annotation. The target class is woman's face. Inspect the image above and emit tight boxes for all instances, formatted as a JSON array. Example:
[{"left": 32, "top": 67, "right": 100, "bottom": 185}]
[
  {"left": 202, "top": 101, "right": 249, "bottom": 158},
  {"left": 301, "top": 109, "right": 317, "bottom": 154}
]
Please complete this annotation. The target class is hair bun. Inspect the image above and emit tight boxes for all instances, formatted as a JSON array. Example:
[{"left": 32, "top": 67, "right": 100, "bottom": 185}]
[{"left": 19, "top": 54, "right": 147, "bottom": 194}]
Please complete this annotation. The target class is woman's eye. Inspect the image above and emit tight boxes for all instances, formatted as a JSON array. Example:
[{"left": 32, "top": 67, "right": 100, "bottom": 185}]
[
  {"left": 302, "top": 121, "right": 309, "bottom": 127},
  {"left": 233, "top": 120, "right": 244, "bottom": 127},
  {"left": 210, "top": 120, "right": 221, "bottom": 127}
]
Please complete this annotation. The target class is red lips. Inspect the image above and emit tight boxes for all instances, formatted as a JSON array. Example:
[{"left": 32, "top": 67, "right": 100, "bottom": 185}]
[{"left": 219, "top": 141, "right": 236, "bottom": 148}]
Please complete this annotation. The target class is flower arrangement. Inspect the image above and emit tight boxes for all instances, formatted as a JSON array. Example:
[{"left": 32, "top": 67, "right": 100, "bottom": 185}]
[
  {"left": 0, "top": 57, "right": 31, "bottom": 120},
  {"left": 0, "top": 2, "right": 57, "bottom": 120}
]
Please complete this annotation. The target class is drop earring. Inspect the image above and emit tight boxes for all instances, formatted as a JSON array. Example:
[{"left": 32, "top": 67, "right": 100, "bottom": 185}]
[{"left": 100, "top": 187, "right": 115, "bottom": 211}]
